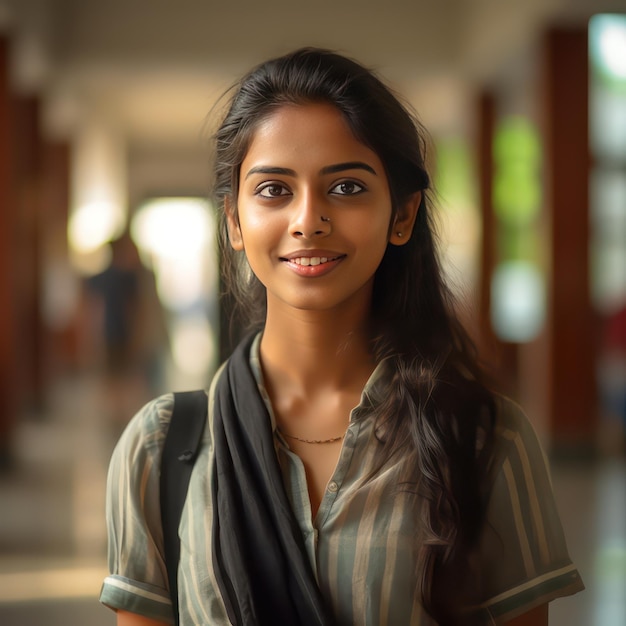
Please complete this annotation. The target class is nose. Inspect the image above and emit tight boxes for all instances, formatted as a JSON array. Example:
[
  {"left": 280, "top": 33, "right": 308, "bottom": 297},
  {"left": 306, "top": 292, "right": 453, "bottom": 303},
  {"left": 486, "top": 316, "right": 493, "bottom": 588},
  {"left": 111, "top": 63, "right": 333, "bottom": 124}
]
[{"left": 290, "top": 191, "right": 331, "bottom": 239}]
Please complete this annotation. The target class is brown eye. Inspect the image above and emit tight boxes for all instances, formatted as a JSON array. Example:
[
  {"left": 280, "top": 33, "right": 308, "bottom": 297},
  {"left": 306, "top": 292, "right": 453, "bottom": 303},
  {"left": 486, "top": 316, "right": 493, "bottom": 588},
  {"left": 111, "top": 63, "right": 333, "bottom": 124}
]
[
  {"left": 330, "top": 181, "right": 365, "bottom": 195},
  {"left": 257, "top": 183, "right": 290, "bottom": 198}
]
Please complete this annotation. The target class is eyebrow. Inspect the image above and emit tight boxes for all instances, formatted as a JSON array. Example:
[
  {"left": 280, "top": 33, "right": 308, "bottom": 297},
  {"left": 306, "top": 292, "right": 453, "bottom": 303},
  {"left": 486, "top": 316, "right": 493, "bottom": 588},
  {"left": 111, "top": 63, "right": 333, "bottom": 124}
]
[
  {"left": 321, "top": 161, "right": 377, "bottom": 176},
  {"left": 244, "top": 161, "right": 377, "bottom": 180},
  {"left": 244, "top": 166, "right": 296, "bottom": 179}
]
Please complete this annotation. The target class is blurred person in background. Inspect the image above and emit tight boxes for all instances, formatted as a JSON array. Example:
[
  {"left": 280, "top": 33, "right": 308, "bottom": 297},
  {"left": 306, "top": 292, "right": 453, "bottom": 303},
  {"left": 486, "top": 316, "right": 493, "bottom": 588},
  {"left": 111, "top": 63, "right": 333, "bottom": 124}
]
[
  {"left": 84, "top": 231, "right": 167, "bottom": 438},
  {"left": 100, "top": 48, "right": 583, "bottom": 625}
]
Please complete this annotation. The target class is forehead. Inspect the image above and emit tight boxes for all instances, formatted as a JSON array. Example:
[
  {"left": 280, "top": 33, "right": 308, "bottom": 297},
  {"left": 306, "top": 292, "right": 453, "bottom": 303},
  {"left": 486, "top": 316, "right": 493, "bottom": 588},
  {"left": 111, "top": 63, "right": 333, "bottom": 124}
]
[{"left": 242, "top": 103, "right": 382, "bottom": 169}]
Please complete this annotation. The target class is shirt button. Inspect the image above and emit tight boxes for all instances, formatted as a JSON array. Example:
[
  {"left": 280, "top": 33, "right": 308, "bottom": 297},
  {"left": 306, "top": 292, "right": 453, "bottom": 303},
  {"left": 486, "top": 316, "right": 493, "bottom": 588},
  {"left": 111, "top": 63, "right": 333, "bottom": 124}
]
[{"left": 328, "top": 481, "right": 339, "bottom": 493}]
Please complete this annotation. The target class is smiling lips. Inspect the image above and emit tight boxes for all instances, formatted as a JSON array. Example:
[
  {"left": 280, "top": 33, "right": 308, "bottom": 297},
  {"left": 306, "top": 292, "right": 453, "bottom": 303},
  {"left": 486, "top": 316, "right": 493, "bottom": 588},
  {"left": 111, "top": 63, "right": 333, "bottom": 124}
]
[
  {"left": 281, "top": 253, "right": 345, "bottom": 276},
  {"left": 292, "top": 256, "right": 330, "bottom": 266}
]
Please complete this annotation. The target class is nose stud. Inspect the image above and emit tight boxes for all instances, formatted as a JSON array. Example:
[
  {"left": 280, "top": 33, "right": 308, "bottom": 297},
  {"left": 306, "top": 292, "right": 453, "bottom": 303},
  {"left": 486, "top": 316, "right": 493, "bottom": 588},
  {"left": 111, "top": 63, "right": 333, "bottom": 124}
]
[{"left": 321, "top": 216, "right": 331, "bottom": 223}]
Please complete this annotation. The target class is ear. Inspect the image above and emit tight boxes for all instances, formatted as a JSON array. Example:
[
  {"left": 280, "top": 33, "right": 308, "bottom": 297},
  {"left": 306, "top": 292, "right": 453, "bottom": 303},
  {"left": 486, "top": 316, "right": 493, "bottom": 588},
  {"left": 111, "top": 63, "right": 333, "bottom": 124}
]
[
  {"left": 389, "top": 191, "right": 421, "bottom": 246},
  {"left": 224, "top": 196, "right": 244, "bottom": 251}
]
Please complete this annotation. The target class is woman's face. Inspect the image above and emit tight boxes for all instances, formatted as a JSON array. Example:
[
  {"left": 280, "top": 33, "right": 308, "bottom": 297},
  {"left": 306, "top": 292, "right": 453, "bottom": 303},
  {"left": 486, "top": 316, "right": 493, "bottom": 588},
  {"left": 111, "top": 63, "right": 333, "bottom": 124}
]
[{"left": 227, "top": 102, "right": 398, "bottom": 318}]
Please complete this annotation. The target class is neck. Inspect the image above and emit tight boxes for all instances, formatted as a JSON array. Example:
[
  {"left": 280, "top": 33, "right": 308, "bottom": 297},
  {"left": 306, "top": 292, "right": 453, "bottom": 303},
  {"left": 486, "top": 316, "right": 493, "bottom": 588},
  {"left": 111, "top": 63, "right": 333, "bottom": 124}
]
[{"left": 260, "top": 302, "right": 374, "bottom": 396}]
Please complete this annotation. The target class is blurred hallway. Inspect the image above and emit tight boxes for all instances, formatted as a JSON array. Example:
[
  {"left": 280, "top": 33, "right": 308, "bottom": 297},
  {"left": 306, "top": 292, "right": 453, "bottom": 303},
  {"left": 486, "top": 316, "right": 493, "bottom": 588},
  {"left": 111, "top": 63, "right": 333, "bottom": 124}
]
[
  {"left": 0, "top": 372, "right": 625, "bottom": 625},
  {"left": 0, "top": 373, "right": 115, "bottom": 625},
  {"left": 0, "top": 1, "right": 625, "bottom": 625}
]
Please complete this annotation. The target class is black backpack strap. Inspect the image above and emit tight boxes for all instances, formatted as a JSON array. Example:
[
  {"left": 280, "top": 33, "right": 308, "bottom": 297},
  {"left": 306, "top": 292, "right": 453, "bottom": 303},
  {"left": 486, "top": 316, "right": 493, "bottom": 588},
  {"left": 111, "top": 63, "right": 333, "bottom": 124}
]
[{"left": 160, "top": 390, "right": 208, "bottom": 625}]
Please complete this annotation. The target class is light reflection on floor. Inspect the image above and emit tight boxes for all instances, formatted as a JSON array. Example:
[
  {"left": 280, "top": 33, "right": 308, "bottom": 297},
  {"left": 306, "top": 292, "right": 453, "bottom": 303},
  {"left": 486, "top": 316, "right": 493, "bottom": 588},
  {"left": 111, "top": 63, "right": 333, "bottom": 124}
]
[{"left": 0, "top": 373, "right": 624, "bottom": 626}]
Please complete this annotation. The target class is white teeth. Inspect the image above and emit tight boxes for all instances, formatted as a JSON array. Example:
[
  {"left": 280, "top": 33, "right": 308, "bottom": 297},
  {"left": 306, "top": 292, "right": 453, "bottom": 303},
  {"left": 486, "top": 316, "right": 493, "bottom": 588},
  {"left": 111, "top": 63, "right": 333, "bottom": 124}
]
[{"left": 294, "top": 257, "right": 329, "bottom": 266}]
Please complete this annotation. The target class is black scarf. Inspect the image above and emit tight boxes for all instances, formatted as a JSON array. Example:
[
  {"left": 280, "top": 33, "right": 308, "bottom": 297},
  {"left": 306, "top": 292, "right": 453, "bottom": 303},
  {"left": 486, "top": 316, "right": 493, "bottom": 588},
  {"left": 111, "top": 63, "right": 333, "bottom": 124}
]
[{"left": 211, "top": 334, "right": 334, "bottom": 626}]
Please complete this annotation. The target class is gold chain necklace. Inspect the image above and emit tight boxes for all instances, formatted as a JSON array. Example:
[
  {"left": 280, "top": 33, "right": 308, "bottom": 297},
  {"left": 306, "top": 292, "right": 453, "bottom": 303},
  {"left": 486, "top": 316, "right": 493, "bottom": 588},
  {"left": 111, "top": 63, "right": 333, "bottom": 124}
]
[{"left": 278, "top": 428, "right": 345, "bottom": 444}]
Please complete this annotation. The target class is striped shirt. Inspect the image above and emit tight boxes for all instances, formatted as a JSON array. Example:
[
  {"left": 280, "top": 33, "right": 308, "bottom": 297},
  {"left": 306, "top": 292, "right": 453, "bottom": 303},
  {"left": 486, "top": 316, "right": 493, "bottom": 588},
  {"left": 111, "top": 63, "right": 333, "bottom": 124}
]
[{"left": 100, "top": 337, "right": 583, "bottom": 624}]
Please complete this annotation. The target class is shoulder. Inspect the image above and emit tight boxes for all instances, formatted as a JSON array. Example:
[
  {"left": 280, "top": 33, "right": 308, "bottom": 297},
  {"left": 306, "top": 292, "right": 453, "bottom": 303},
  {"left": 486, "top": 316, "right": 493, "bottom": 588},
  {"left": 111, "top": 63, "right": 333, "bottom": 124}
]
[
  {"left": 490, "top": 395, "right": 546, "bottom": 464},
  {"left": 113, "top": 393, "right": 175, "bottom": 460},
  {"left": 114, "top": 362, "right": 228, "bottom": 457},
  {"left": 482, "top": 394, "right": 556, "bottom": 512}
]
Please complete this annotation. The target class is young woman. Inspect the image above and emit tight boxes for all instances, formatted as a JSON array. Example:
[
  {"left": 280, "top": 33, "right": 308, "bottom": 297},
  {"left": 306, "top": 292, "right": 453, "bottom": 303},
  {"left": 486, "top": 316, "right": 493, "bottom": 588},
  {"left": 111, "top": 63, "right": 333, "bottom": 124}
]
[{"left": 100, "top": 48, "right": 584, "bottom": 625}]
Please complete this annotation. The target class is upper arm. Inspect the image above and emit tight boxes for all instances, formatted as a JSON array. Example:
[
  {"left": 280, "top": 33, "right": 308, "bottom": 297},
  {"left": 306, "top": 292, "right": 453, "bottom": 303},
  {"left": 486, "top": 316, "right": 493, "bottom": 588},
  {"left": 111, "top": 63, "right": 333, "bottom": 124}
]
[
  {"left": 505, "top": 603, "right": 548, "bottom": 625},
  {"left": 476, "top": 399, "right": 584, "bottom": 620},
  {"left": 117, "top": 609, "right": 169, "bottom": 626},
  {"left": 105, "top": 397, "right": 171, "bottom": 579},
  {"left": 99, "top": 396, "right": 175, "bottom": 621}
]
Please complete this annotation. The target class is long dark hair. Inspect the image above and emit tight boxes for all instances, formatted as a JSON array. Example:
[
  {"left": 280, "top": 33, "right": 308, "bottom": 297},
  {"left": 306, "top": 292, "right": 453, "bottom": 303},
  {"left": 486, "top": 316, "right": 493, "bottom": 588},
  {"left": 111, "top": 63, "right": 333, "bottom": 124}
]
[{"left": 212, "top": 47, "right": 496, "bottom": 624}]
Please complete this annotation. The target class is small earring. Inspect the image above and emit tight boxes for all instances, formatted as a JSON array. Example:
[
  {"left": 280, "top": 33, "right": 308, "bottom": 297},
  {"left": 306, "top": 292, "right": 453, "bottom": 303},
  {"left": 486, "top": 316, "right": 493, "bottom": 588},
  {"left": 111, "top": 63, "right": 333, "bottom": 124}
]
[
  {"left": 321, "top": 216, "right": 331, "bottom": 223},
  {"left": 396, "top": 231, "right": 403, "bottom": 237}
]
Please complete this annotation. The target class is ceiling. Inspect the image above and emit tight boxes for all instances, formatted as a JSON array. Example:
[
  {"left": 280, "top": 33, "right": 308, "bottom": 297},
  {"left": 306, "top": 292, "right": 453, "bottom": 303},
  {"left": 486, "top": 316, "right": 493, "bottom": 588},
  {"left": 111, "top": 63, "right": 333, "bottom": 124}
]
[{"left": 2, "top": 0, "right": 617, "bottom": 145}]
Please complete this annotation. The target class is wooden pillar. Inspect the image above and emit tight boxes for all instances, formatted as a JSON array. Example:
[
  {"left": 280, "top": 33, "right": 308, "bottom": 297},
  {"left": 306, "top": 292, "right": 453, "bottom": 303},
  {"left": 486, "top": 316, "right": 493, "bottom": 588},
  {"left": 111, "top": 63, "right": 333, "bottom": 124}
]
[
  {"left": 476, "top": 90, "right": 518, "bottom": 394},
  {"left": 544, "top": 27, "right": 596, "bottom": 455},
  {"left": 0, "top": 35, "right": 17, "bottom": 468},
  {"left": 477, "top": 91, "right": 497, "bottom": 359},
  {"left": 12, "top": 94, "right": 46, "bottom": 413}
]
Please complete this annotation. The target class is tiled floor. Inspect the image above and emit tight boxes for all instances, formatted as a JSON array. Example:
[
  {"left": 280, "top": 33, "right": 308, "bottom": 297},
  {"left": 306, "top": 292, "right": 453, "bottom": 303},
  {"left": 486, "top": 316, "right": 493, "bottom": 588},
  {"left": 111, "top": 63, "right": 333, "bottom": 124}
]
[
  {"left": 549, "top": 458, "right": 626, "bottom": 625},
  {"left": 0, "top": 372, "right": 624, "bottom": 626}
]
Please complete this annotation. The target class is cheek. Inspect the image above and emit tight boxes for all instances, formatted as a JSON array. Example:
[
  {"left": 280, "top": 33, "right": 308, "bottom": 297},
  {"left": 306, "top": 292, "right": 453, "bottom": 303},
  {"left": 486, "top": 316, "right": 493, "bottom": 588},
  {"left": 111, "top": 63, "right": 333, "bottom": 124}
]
[
  {"left": 367, "top": 213, "right": 394, "bottom": 246},
  {"left": 241, "top": 211, "right": 269, "bottom": 232},
  {"left": 238, "top": 206, "right": 284, "bottom": 245}
]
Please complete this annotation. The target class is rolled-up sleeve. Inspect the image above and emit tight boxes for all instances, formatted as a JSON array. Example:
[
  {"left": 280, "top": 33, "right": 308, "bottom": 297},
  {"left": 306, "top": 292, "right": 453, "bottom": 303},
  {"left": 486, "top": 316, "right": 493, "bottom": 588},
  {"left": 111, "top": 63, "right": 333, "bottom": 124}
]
[
  {"left": 476, "top": 398, "right": 585, "bottom": 623},
  {"left": 99, "top": 394, "right": 176, "bottom": 624}
]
